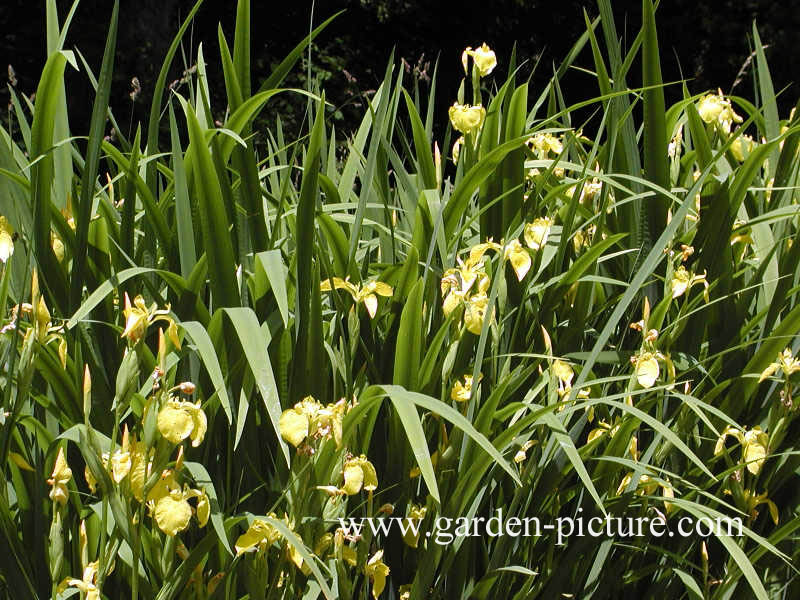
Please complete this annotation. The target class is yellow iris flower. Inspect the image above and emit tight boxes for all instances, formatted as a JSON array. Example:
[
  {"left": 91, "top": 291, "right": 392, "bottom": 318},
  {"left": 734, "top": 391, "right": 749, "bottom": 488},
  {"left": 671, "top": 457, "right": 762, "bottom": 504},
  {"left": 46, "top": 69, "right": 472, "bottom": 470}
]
[
  {"left": 670, "top": 266, "right": 708, "bottom": 300},
  {"left": 759, "top": 348, "right": 800, "bottom": 382},
  {"left": 235, "top": 515, "right": 281, "bottom": 555},
  {"left": 448, "top": 103, "right": 486, "bottom": 135},
  {"left": 524, "top": 217, "right": 552, "bottom": 251},
  {"left": 462, "top": 43, "right": 497, "bottom": 77},
  {"left": 697, "top": 92, "right": 743, "bottom": 133},
  {"left": 451, "top": 374, "right": 478, "bottom": 402},
  {"left": 57, "top": 561, "right": 100, "bottom": 600},
  {"left": 121, "top": 292, "right": 181, "bottom": 347},
  {"left": 365, "top": 550, "right": 391, "bottom": 598},
  {"left": 320, "top": 277, "right": 393, "bottom": 319},
  {"left": 715, "top": 425, "right": 769, "bottom": 475},
  {"left": 341, "top": 455, "right": 378, "bottom": 495},
  {"left": 632, "top": 351, "right": 665, "bottom": 389},
  {"left": 157, "top": 398, "right": 207, "bottom": 447},
  {"left": 146, "top": 470, "right": 210, "bottom": 536},
  {"left": 279, "top": 396, "right": 349, "bottom": 449},
  {"left": 526, "top": 132, "right": 563, "bottom": 157},
  {"left": 503, "top": 239, "right": 531, "bottom": 281}
]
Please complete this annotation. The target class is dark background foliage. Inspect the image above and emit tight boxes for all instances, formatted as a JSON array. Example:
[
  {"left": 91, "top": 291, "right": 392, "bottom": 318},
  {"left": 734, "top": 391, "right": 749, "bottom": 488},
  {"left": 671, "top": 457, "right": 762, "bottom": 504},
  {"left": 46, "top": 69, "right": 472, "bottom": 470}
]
[{"left": 3, "top": 0, "right": 799, "bottom": 143}]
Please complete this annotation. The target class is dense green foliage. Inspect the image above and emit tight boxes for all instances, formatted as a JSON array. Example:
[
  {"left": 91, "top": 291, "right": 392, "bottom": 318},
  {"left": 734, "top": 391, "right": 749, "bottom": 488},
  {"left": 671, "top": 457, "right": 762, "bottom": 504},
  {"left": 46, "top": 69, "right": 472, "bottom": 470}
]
[{"left": 1, "top": 1, "right": 799, "bottom": 599}]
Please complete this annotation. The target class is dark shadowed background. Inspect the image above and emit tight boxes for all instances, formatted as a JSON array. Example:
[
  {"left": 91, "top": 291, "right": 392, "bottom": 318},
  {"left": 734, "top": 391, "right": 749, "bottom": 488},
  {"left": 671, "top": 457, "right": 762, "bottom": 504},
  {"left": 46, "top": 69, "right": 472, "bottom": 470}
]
[{"left": 2, "top": 0, "right": 799, "bottom": 143}]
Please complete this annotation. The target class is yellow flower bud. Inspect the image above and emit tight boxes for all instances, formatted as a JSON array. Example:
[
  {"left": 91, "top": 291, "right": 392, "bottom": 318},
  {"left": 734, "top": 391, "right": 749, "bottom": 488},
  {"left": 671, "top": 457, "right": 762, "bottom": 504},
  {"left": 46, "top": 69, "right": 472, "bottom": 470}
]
[{"left": 48, "top": 447, "right": 72, "bottom": 505}]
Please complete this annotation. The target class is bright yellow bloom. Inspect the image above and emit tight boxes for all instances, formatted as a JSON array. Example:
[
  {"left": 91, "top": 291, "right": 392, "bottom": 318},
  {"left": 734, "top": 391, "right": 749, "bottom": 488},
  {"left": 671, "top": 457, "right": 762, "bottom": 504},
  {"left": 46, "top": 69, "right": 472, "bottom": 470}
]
[
  {"left": 586, "top": 419, "right": 620, "bottom": 444},
  {"left": 759, "top": 348, "right": 800, "bottom": 382},
  {"left": 280, "top": 404, "right": 310, "bottom": 447},
  {"left": 697, "top": 92, "right": 743, "bottom": 133},
  {"left": 235, "top": 514, "right": 307, "bottom": 572},
  {"left": 57, "top": 561, "right": 100, "bottom": 600},
  {"left": 157, "top": 399, "right": 207, "bottom": 447},
  {"left": 451, "top": 374, "right": 477, "bottom": 402},
  {"left": 0, "top": 216, "right": 14, "bottom": 263},
  {"left": 524, "top": 217, "right": 552, "bottom": 251},
  {"left": 320, "top": 277, "right": 393, "bottom": 319},
  {"left": 279, "top": 396, "right": 349, "bottom": 448},
  {"left": 670, "top": 266, "right": 709, "bottom": 300},
  {"left": 365, "top": 550, "right": 390, "bottom": 598},
  {"left": 146, "top": 470, "right": 210, "bottom": 536},
  {"left": 616, "top": 471, "right": 673, "bottom": 499},
  {"left": 513, "top": 439, "right": 537, "bottom": 463},
  {"left": 552, "top": 360, "right": 574, "bottom": 390},
  {"left": 632, "top": 351, "right": 664, "bottom": 389},
  {"left": 121, "top": 293, "right": 180, "bottom": 346},
  {"left": 48, "top": 447, "right": 72, "bottom": 505},
  {"left": 462, "top": 43, "right": 497, "bottom": 77},
  {"left": 440, "top": 242, "right": 496, "bottom": 317},
  {"left": 503, "top": 239, "right": 531, "bottom": 281},
  {"left": 235, "top": 515, "right": 281, "bottom": 555},
  {"left": 129, "top": 440, "right": 153, "bottom": 501},
  {"left": 743, "top": 490, "right": 779, "bottom": 525},
  {"left": 714, "top": 425, "right": 769, "bottom": 475},
  {"left": 527, "top": 132, "right": 563, "bottom": 157},
  {"left": 341, "top": 455, "right": 378, "bottom": 495},
  {"left": 464, "top": 292, "right": 489, "bottom": 335},
  {"left": 730, "top": 134, "right": 756, "bottom": 161},
  {"left": 449, "top": 103, "right": 486, "bottom": 135}
]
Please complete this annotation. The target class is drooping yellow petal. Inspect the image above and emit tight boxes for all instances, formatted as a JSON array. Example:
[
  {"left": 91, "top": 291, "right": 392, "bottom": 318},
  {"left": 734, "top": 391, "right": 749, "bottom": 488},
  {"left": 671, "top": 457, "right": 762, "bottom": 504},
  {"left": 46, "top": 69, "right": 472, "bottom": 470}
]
[
  {"left": 363, "top": 293, "right": 379, "bottom": 319},
  {"left": 121, "top": 293, "right": 148, "bottom": 344},
  {"left": 552, "top": 360, "right": 574, "bottom": 386},
  {"left": 371, "top": 282, "right": 393, "bottom": 297},
  {"left": 743, "top": 427, "right": 768, "bottom": 475},
  {"left": 279, "top": 408, "right": 309, "bottom": 447},
  {"left": 320, "top": 277, "right": 359, "bottom": 301},
  {"left": 154, "top": 493, "right": 193, "bottom": 536},
  {"left": 670, "top": 266, "right": 691, "bottom": 299},
  {"left": 464, "top": 293, "right": 489, "bottom": 335},
  {"left": 234, "top": 518, "right": 281, "bottom": 555},
  {"left": 342, "top": 462, "right": 365, "bottom": 495},
  {"left": 448, "top": 103, "right": 486, "bottom": 135},
  {"left": 196, "top": 489, "right": 210, "bottom": 528},
  {"left": 361, "top": 458, "right": 378, "bottom": 492},
  {"left": 524, "top": 217, "right": 552, "bottom": 250},
  {"left": 129, "top": 442, "right": 151, "bottom": 502},
  {"left": 714, "top": 425, "right": 743, "bottom": 456},
  {"left": 450, "top": 375, "right": 474, "bottom": 402},
  {"left": 365, "top": 550, "right": 390, "bottom": 599},
  {"left": 110, "top": 449, "right": 131, "bottom": 483},
  {"left": 188, "top": 402, "right": 207, "bottom": 447},
  {"left": 402, "top": 505, "right": 427, "bottom": 548},
  {"left": 157, "top": 403, "right": 195, "bottom": 444},
  {"left": 635, "top": 353, "right": 659, "bottom": 388},
  {"left": 504, "top": 239, "right": 531, "bottom": 281}
]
